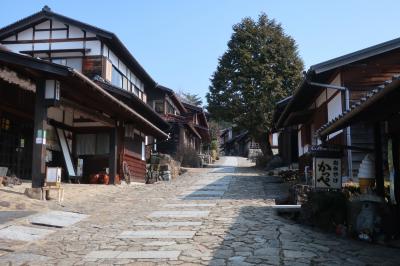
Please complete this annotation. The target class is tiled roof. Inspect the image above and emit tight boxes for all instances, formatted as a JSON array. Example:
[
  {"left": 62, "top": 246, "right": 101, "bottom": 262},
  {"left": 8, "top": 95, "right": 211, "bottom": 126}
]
[{"left": 316, "top": 74, "right": 400, "bottom": 137}]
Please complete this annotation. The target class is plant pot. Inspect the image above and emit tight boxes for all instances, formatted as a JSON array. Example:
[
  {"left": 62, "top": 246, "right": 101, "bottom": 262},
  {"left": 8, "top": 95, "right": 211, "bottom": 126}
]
[
  {"left": 89, "top": 174, "right": 99, "bottom": 184},
  {"left": 100, "top": 174, "right": 110, "bottom": 185}
]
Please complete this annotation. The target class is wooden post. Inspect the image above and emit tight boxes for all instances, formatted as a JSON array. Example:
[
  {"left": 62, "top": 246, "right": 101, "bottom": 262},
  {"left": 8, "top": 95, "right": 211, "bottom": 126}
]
[
  {"left": 109, "top": 126, "right": 118, "bottom": 185},
  {"left": 31, "top": 80, "right": 47, "bottom": 188},
  {"left": 374, "top": 122, "right": 384, "bottom": 196},
  {"left": 392, "top": 135, "right": 400, "bottom": 203}
]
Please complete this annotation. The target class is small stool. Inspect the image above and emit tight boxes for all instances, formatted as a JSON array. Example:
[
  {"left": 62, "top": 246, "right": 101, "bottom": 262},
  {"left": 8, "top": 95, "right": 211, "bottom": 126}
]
[{"left": 41, "top": 186, "right": 64, "bottom": 203}]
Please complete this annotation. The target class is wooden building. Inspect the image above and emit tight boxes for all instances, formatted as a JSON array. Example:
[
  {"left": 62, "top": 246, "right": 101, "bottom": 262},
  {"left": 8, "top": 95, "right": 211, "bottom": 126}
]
[
  {"left": 276, "top": 37, "right": 400, "bottom": 179},
  {"left": 316, "top": 76, "right": 400, "bottom": 202},
  {"left": 219, "top": 129, "right": 260, "bottom": 157},
  {"left": 272, "top": 96, "right": 298, "bottom": 166},
  {"left": 182, "top": 102, "right": 211, "bottom": 153},
  {"left": 145, "top": 84, "right": 211, "bottom": 156},
  {"left": 0, "top": 6, "right": 170, "bottom": 185}
]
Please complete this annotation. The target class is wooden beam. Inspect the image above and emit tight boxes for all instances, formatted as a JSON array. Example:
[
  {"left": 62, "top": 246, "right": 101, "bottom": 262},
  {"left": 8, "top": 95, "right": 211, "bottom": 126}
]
[
  {"left": 374, "top": 122, "right": 384, "bottom": 196},
  {"left": 109, "top": 126, "right": 118, "bottom": 185},
  {"left": 60, "top": 98, "right": 114, "bottom": 127},
  {"left": 392, "top": 135, "right": 400, "bottom": 204},
  {"left": 31, "top": 80, "right": 47, "bottom": 188}
]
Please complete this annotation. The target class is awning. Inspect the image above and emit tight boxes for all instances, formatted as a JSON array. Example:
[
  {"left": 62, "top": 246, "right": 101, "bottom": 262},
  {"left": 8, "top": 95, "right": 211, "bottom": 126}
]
[{"left": 317, "top": 76, "right": 400, "bottom": 138}]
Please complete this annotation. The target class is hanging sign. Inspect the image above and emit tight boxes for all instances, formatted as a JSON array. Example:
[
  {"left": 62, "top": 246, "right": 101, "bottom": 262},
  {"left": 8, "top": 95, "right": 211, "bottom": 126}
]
[{"left": 313, "top": 157, "right": 342, "bottom": 189}]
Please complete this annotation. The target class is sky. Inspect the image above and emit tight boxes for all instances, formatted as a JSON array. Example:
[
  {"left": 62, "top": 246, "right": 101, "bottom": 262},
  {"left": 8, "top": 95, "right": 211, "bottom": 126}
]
[{"left": 1, "top": 1, "right": 400, "bottom": 104}]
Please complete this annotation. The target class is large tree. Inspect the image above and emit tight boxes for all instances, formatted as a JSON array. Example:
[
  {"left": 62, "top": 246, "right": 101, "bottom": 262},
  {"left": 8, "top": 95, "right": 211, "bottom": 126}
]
[
  {"left": 177, "top": 91, "right": 203, "bottom": 106},
  {"left": 206, "top": 13, "right": 303, "bottom": 157}
]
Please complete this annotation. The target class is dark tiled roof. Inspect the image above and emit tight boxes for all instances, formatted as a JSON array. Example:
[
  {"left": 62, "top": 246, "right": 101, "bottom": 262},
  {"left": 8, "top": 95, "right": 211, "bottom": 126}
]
[{"left": 310, "top": 38, "right": 400, "bottom": 74}]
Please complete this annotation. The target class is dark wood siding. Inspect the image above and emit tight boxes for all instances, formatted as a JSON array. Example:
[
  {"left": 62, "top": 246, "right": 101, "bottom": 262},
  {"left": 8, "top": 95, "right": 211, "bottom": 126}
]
[{"left": 123, "top": 151, "right": 146, "bottom": 182}]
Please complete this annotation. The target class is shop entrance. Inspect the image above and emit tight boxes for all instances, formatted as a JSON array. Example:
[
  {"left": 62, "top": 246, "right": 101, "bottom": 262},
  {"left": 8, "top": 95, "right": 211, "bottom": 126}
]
[{"left": 0, "top": 111, "right": 33, "bottom": 179}]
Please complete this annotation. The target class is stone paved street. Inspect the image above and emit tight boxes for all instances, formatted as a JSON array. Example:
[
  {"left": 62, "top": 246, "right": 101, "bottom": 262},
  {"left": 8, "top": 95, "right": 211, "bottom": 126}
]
[{"left": 1, "top": 156, "right": 400, "bottom": 265}]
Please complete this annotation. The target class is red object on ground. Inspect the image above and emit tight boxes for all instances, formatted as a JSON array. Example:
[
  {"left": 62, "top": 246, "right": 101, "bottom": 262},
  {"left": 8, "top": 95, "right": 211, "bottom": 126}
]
[
  {"left": 99, "top": 174, "right": 109, "bottom": 185},
  {"left": 89, "top": 174, "right": 99, "bottom": 184}
]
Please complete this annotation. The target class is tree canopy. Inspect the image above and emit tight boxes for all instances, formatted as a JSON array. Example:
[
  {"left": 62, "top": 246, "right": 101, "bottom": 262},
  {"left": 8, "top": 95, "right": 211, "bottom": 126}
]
[
  {"left": 178, "top": 91, "right": 203, "bottom": 107},
  {"left": 206, "top": 13, "right": 303, "bottom": 156}
]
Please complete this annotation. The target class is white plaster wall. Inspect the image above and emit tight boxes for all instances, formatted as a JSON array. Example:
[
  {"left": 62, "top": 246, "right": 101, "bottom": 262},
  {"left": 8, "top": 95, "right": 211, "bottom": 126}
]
[
  {"left": 298, "top": 128, "right": 303, "bottom": 156},
  {"left": 3, "top": 35, "right": 16, "bottom": 41},
  {"left": 17, "top": 28, "right": 33, "bottom": 40},
  {"left": 86, "top": 40, "right": 101, "bottom": 55},
  {"left": 69, "top": 25, "right": 84, "bottom": 38},
  {"left": 327, "top": 92, "right": 343, "bottom": 139},
  {"left": 33, "top": 43, "right": 50, "bottom": 50},
  {"left": 34, "top": 30, "right": 50, "bottom": 40},
  {"left": 52, "top": 30, "right": 68, "bottom": 39},
  {"left": 35, "top": 20, "right": 50, "bottom": 29},
  {"left": 3, "top": 43, "right": 32, "bottom": 53},
  {"left": 315, "top": 90, "right": 327, "bottom": 108},
  {"left": 52, "top": 20, "right": 66, "bottom": 28},
  {"left": 52, "top": 41, "right": 84, "bottom": 50}
]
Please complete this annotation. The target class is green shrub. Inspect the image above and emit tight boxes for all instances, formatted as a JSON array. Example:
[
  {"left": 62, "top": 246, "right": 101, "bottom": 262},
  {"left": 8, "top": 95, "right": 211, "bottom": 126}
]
[{"left": 210, "top": 140, "right": 219, "bottom": 151}]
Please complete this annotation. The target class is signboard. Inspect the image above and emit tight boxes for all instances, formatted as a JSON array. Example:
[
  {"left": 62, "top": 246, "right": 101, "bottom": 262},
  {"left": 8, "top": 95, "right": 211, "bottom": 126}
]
[
  {"left": 46, "top": 167, "right": 62, "bottom": 187},
  {"left": 313, "top": 157, "right": 342, "bottom": 189}
]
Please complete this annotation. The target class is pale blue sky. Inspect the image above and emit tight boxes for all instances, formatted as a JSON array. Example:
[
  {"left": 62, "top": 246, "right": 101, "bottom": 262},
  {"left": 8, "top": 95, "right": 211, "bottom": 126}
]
[{"left": 1, "top": 1, "right": 399, "bottom": 103}]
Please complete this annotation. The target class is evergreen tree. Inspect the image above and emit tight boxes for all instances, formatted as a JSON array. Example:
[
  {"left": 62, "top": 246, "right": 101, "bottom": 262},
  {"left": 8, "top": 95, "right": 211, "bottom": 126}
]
[{"left": 207, "top": 13, "right": 303, "bottom": 157}]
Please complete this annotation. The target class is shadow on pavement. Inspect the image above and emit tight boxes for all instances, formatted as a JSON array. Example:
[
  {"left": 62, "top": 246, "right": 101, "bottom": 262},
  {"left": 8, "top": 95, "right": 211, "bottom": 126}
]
[
  {"left": 207, "top": 204, "right": 400, "bottom": 265},
  {"left": 0, "top": 211, "right": 37, "bottom": 224}
]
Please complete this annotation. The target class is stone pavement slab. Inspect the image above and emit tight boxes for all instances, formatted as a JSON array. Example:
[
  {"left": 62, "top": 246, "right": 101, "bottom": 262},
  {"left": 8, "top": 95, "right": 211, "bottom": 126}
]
[
  {"left": 0, "top": 252, "right": 50, "bottom": 264},
  {"left": 143, "top": 241, "right": 176, "bottom": 246},
  {"left": 149, "top": 210, "right": 210, "bottom": 218},
  {"left": 85, "top": 250, "right": 181, "bottom": 259},
  {"left": 118, "top": 230, "right": 196, "bottom": 238},
  {"left": 0, "top": 225, "right": 54, "bottom": 241},
  {"left": 29, "top": 210, "right": 88, "bottom": 228},
  {"left": 188, "top": 185, "right": 228, "bottom": 190},
  {"left": 164, "top": 203, "right": 216, "bottom": 207},
  {"left": 133, "top": 221, "right": 202, "bottom": 227},
  {"left": 179, "top": 196, "right": 221, "bottom": 200},
  {"left": 0, "top": 211, "right": 37, "bottom": 225},
  {"left": 181, "top": 190, "right": 225, "bottom": 196}
]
